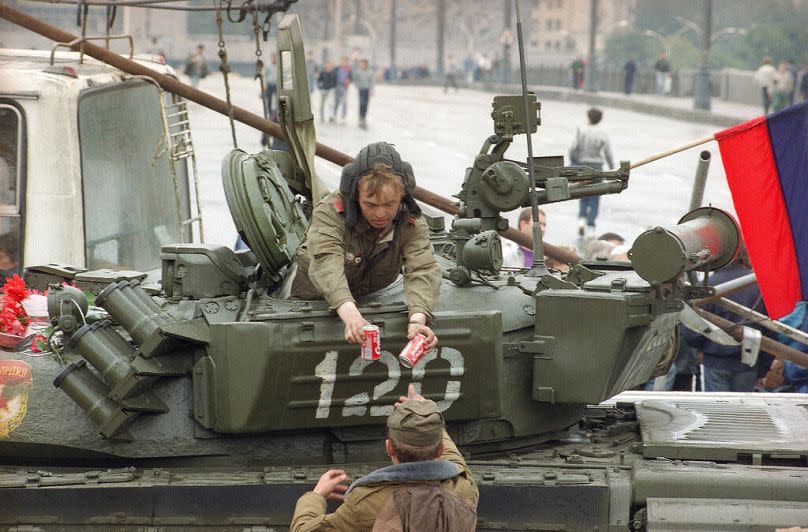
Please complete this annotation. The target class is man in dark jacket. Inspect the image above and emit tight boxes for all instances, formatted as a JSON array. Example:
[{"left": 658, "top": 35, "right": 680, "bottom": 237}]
[
  {"left": 683, "top": 250, "right": 770, "bottom": 392},
  {"left": 317, "top": 60, "right": 337, "bottom": 122},
  {"left": 623, "top": 58, "right": 637, "bottom": 95}
]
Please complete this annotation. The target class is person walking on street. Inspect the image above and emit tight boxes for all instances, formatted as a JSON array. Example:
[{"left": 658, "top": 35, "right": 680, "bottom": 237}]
[
  {"left": 316, "top": 60, "right": 337, "bottom": 122},
  {"left": 306, "top": 51, "right": 318, "bottom": 94},
  {"left": 263, "top": 52, "right": 278, "bottom": 116},
  {"left": 353, "top": 58, "right": 374, "bottom": 129},
  {"left": 333, "top": 56, "right": 352, "bottom": 124},
  {"left": 799, "top": 63, "right": 808, "bottom": 102},
  {"left": 444, "top": 54, "right": 459, "bottom": 92},
  {"left": 786, "top": 58, "right": 799, "bottom": 105},
  {"left": 623, "top": 58, "right": 637, "bottom": 95},
  {"left": 184, "top": 44, "right": 209, "bottom": 89},
  {"left": 570, "top": 56, "right": 585, "bottom": 90},
  {"left": 291, "top": 384, "right": 478, "bottom": 531},
  {"left": 653, "top": 51, "right": 671, "bottom": 96},
  {"left": 754, "top": 56, "right": 777, "bottom": 115},
  {"left": 568, "top": 108, "right": 614, "bottom": 236},
  {"left": 772, "top": 61, "right": 794, "bottom": 112}
]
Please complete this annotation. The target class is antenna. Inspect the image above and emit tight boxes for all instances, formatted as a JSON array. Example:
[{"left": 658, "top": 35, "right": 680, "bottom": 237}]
[{"left": 514, "top": 0, "right": 548, "bottom": 277}]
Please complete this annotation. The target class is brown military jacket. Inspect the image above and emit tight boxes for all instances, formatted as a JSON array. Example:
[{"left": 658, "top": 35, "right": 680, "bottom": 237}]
[
  {"left": 290, "top": 431, "right": 479, "bottom": 532},
  {"left": 290, "top": 192, "right": 441, "bottom": 319}
]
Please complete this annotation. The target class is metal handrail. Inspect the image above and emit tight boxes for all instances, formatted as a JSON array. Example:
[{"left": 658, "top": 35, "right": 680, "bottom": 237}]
[{"left": 50, "top": 35, "right": 133, "bottom": 65}]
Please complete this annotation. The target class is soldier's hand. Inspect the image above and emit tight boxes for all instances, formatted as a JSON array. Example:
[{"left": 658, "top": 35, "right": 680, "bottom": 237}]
[
  {"left": 336, "top": 301, "right": 369, "bottom": 344},
  {"left": 396, "top": 383, "right": 425, "bottom": 407},
  {"left": 407, "top": 312, "right": 438, "bottom": 349},
  {"left": 313, "top": 469, "right": 350, "bottom": 502},
  {"left": 407, "top": 323, "right": 437, "bottom": 350}
]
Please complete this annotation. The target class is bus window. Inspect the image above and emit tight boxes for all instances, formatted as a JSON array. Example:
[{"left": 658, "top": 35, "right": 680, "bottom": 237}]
[
  {"left": 0, "top": 103, "right": 23, "bottom": 281},
  {"left": 79, "top": 81, "right": 183, "bottom": 271}
]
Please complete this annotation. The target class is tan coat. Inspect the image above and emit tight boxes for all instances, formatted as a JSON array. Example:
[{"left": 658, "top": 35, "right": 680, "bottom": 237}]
[
  {"left": 290, "top": 431, "right": 478, "bottom": 532},
  {"left": 290, "top": 192, "right": 441, "bottom": 319}
]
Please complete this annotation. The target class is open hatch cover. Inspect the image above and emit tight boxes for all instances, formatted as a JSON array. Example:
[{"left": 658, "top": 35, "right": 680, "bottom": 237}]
[{"left": 221, "top": 149, "right": 308, "bottom": 279}]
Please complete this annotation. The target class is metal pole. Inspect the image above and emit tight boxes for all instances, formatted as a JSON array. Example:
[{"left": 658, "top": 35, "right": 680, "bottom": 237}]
[
  {"left": 389, "top": 0, "right": 396, "bottom": 78},
  {"left": 584, "top": 0, "right": 598, "bottom": 92},
  {"left": 503, "top": 0, "right": 512, "bottom": 83},
  {"left": 695, "top": 272, "right": 757, "bottom": 303},
  {"left": 334, "top": 0, "right": 343, "bottom": 56},
  {"left": 515, "top": 0, "right": 548, "bottom": 277},
  {"left": 694, "top": 307, "right": 808, "bottom": 370},
  {"left": 322, "top": 1, "right": 331, "bottom": 63},
  {"left": 436, "top": 0, "right": 445, "bottom": 75},
  {"left": 688, "top": 150, "right": 711, "bottom": 211},
  {"left": 713, "top": 297, "right": 808, "bottom": 350},
  {"left": 693, "top": 0, "right": 712, "bottom": 110}
]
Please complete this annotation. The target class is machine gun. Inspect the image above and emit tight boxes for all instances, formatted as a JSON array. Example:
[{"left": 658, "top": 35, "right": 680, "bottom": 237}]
[{"left": 448, "top": 93, "right": 630, "bottom": 284}]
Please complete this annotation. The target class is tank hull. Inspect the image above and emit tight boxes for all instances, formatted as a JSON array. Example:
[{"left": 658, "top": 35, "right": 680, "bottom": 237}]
[{"left": 2, "top": 392, "right": 807, "bottom": 530}]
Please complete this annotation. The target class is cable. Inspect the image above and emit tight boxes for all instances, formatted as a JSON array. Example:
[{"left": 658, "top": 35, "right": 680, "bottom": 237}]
[{"left": 22, "top": 0, "right": 298, "bottom": 13}]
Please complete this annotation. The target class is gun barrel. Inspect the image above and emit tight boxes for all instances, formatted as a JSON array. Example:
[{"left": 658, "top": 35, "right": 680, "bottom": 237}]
[{"left": 630, "top": 207, "right": 740, "bottom": 284}]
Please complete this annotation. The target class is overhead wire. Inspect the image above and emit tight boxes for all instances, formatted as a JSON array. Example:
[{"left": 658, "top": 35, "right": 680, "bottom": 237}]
[{"left": 22, "top": 0, "right": 297, "bottom": 12}]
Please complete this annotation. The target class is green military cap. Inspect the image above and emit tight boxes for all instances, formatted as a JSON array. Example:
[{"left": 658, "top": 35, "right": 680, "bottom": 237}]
[{"left": 387, "top": 399, "right": 445, "bottom": 447}]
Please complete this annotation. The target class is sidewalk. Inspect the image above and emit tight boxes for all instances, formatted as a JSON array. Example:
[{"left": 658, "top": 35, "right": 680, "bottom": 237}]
[{"left": 479, "top": 82, "right": 762, "bottom": 128}]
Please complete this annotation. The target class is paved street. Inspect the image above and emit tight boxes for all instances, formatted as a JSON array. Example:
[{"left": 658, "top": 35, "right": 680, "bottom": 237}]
[{"left": 189, "top": 74, "right": 754, "bottom": 253}]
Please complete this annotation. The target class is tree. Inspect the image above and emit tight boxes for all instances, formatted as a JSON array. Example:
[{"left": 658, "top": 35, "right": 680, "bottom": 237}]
[{"left": 603, "top": 29, "right": 653, "bottom": 68}]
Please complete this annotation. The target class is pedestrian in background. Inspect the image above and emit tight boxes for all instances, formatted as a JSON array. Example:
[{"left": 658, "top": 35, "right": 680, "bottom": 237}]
[
  {"left": 184, "top": 44, "right": 208, "bottom": 89},
  {"left": 444, "top": 54, "right": 459, "bottom": 92},
  {"left": 305, "top": 50, "right": 318, "bottom": 94},
  {"left": 463, "top": 54, "right": 476, "bottom": 84},
  {"left": 754, "top": 56, "right": 777, "bottom": 114},
  {"left": 568, "top": 108, "right": 614, "bottom": 236},
  {"left": 797, "top": 63, "right": 808, "bottom": 100},
  {"left": 653, "top": 51, "right": 671, "bottom": 96},
  {"left": 353, "top": 58, "right": 374, "bottom": 129},
  {"left": 263, "top": 52, "right": 278, "bottom": 116},
  {"left": 799, "top": 62, "right": 808, "bottom": 101},
  {"left": 623, "top": 58, "right": 637, "bottom": 95},
  {"left": 502, "top": 207, "right": 546, "bottom": 269},
  {"left": 333, "top": 56, "right": 352, "bottom": 124},
  {"left": 786, "top": 58, "right": 799, "bottom": 105},
  {"left": 681, "top": 248, "right": 771, "bottom": 392},
  {"left": 772, "top": 61, "right": 794, "bottom": 112},
  {"left": 570, "top": 56, "right": 584, "bottom": 90},
  {"left": 317, "top": 60, "right": 337, "bottom": 122},
  {"left": 775, "top": 302, "right": 808, "bottom": 393}
]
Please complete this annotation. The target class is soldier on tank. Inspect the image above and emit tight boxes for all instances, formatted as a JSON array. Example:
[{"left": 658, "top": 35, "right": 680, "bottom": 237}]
[
  {"left": 291, "top": 384, "right": 479, "bottom": 531},
  {"left": 290, "top": 142, "right": 441, "bottom": 349}
]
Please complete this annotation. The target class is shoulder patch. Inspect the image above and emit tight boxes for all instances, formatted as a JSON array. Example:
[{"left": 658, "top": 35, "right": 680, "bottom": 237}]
[
  {"left": 406, "top": 216, "right": 417, "bottom": 225},
  {"left": 333, "top": 198, "right": 345, "bottom": 213}
]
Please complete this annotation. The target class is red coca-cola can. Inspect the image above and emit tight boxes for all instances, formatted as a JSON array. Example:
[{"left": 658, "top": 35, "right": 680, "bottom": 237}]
[
  {"left": 399, "top": 333, "right": 428, "bottom": 368},
  {"left": 361, "top": 324, "right": 381, "bottom": 361}
]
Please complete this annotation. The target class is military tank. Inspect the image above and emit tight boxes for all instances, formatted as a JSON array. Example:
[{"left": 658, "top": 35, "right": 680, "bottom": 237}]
[{"left": 2, "top": 11, "right": 808, "bottom": 532}]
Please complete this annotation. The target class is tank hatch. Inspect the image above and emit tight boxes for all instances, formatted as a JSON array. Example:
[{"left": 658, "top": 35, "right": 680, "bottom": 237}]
[
  {"left": 636, "top": 396, "right": 808, "bottom": 462},
  {"left": 221, "top": 148, "right": 308, "bottom": 280}
]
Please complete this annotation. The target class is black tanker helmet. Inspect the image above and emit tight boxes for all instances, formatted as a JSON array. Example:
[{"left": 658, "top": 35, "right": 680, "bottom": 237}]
[{"left": 339, "top": 142, "right": 421, "bottom": 227}]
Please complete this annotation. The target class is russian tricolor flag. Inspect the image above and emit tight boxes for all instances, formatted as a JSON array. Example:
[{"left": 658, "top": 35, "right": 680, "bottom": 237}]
[{"left": 716, "top": 100, "right": 808, "bottom": 319}]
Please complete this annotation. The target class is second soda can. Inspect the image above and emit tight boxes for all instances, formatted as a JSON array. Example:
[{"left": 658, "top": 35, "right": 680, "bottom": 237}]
[
  {"left": 399, "top": 333, "right": 428, "bottom": 368},
  {"left": 361, "top": 324, "right": 381, "bottom": 361}
]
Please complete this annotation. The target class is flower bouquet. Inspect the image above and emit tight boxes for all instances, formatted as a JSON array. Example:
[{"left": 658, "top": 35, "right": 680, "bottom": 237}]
[{"left": 0, "top": 275, "right": 49, "bottom": 352}]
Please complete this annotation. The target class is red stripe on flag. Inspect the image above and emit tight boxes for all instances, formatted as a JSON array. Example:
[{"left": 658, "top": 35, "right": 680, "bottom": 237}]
[{"left": 716, "top": 118, "right": 802, "bottom": 318}]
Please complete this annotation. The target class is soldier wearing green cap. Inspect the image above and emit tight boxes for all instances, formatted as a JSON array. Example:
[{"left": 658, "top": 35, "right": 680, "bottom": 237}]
[
  {"left": 291, "top": 384, "right": 479, "bottom": 531},
  {"left": 290, "top": 142, "right": 441, "bottom": 349}
]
